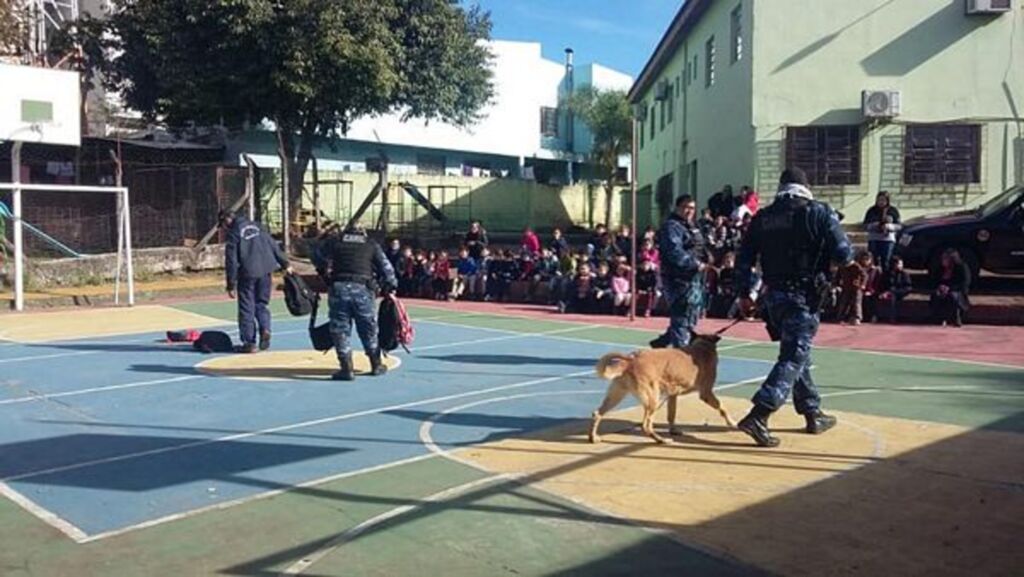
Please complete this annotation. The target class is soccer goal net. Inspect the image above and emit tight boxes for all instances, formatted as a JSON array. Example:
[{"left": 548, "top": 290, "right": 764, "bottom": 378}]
[{"left": 0, "top": 182, "right": 134, "bottom": 311}]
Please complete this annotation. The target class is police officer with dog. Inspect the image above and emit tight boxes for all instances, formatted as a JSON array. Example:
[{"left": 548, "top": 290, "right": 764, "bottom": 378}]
[
  {"left": 735, "top": 168, "right": 853, "bottom": 447},
  {"left": 314, "top": 225, "right": 397, "bottom": 381},
  {"left": 651, "top": 194, "right": 709, "bottom": 349}
]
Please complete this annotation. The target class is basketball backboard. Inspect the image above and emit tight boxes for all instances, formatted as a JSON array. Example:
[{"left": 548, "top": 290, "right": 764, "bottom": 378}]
[{"left": 0, "top": 63, "right": 81, "bottom": 147}]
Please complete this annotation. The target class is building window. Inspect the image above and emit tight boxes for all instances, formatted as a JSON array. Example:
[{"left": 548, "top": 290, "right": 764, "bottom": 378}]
[
  {"left": 650, "top": 104, "right": 655, "bottom": 141},
  {"left": 667, "top": 90, "right": 674, "bottom": 125},
  {"left": 786, "top": 126, "right": 861, "bottom": 186},
  {"left": 640, "top": 119, "right": 645, "bottom": 149},
  {"left": 731, "top": 5, "right": 743, "bottom": 64},
  {"left": 904, "top": 124, "right": 982, "bottom": 185},
  {"left": 660, "top": 98, "right": 666, "bottom": 132},
  {"left": 417, "top": 154, "right": 446, "bottom": 176},
  {"left": 540, "top": 106, "right": 559, "bottom": 137},
  {"left": 705, "top": 37, "right": 716, "bottom": 88},
  {"left": 692, "top": 55, "right": 698, "bottom": 81}
]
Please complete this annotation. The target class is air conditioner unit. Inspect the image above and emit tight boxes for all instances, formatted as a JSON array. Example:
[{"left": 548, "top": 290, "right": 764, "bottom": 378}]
[
  {"left": 862, "top": 90, "right": 901, "bottom": 119},
  {"left": 966, "top": 0, "right": 1012, "bottom": 15},
  {"left": 654, "top": 80, "right": 671, "bottom": 101}
]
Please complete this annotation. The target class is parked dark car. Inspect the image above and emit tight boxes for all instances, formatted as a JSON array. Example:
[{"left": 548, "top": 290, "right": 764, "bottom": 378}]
[{"left": 897, "top": 185, "right": 1024, "bottom": 279}]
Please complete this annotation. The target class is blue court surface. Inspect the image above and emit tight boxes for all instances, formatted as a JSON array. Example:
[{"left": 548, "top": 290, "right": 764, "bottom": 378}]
[{"left": 0, "top": 317, "right": 772, "bottom": 541}]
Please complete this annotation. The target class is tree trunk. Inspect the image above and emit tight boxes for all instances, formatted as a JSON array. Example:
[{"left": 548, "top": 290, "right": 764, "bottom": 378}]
[
  {"left": 604, "top": 180, "right": 616, "bottom": 229},
  {"left": 275, "top": 124, "right": 315, "bottom": 250}
]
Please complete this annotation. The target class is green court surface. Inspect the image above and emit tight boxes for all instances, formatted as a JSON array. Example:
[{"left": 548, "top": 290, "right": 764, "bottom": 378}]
[{"left": 0, "top": 300, "right": 1020, "bottom": 577}]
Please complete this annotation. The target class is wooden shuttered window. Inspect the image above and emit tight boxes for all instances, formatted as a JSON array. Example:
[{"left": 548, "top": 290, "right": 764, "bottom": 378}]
[
  {"left": 785, "top": 126, "right": 861, "bottom": 186},
  {"left": 904, "top": 124, "right": 981, "bottom": 185}
]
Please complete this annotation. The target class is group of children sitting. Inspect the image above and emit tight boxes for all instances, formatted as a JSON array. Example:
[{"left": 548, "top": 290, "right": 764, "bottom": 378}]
[
  {"left": 825, "top": 252, "right": 913, "bottom": 324},
  {"left": 384, "top": 216, "right": 919, "bottom": 325}
]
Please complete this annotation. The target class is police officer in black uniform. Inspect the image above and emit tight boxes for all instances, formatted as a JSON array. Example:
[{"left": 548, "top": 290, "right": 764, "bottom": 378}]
[
  {"left": 651, "top": 194, "right": 710, "bottom": 348},
  {"left": 735, "top": 168, "right": 853, "bottom": 447},
  {"left": 314, "top": 225, "right": 398, "bottom": 381}
]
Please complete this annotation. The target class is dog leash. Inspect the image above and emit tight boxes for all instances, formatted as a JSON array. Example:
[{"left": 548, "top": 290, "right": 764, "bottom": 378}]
[{"left": 714, "top": 318, "right": 745, "bottom": 336}]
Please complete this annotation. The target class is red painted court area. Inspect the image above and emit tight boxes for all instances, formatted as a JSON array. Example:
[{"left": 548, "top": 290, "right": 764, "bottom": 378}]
[{"left": 415, "top": 299, "right": 1024, "bottom": 368}]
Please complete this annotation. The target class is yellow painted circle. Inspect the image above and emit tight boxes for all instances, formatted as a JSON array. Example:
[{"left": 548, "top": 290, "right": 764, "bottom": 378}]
[{"left": 196, "top": 350, "right": 401, "bottom": 381}]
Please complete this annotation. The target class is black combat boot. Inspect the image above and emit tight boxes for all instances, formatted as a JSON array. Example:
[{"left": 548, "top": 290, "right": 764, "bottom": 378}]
[
  {"left": 368, "top": 350, "right": 388, "bottom": 376},
  {"left": 332, "top": 352, "right": 355, "bottom": 381},
  {"left": 737, "top": 405, "right": 780, "bottom": 448},
  {"left": 649, "top": 334, "right": 670, "bottom": 349},
  {"left": 804, "top": 409, "right": 837, "bottom": 434}
]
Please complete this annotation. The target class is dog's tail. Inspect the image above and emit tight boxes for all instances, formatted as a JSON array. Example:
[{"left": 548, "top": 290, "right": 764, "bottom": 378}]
[{"left": 595, "top": 352, "right": 634, "bottom": 380}]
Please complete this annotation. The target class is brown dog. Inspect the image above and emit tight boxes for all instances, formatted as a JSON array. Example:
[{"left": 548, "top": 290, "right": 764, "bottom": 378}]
[{"left": 589, "top": 333, "right": 736, "bottom": 444}]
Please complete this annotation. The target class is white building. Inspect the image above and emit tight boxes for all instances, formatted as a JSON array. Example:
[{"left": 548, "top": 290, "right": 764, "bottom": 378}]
[{"left": 231, "top": 40, "right": 634, "bottom": 185}]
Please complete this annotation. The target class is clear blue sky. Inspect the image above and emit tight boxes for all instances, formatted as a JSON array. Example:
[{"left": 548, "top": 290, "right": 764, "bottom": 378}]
[{"left": 467, "top": 0, "right": 682, "bottom": 79}]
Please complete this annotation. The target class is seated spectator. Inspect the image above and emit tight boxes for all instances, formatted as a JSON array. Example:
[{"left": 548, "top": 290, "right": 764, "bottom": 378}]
[
  {"left": 397, "top": 246, "right": 416, "bottom": 297},
  {"left": 837, "top": 251, "right": 873, "bottom": 325},
  {"left": 552, "top": 250, "right": 579, "bottom": 312},
  {"left": 419, "top": 251, "right": 436, "bottom": 297},
  {"left": 642, "top": 225, "right": 657, "bottom": 244},
  {"left": 710, "top": 252, "right": 738, "bottom": 319},
  {"left": 587, "top": 224, "right": 608, "bottom": 258},
  {"left": 592, "top": 233, "right": 621, "bottom": 267},
  {"left": 549, "top": 227, "right": 570, "bottom": 259},
  {"left": 878, "top": 255, "right": 912, "bottom": 323},
  {"left": 863, "top": 257, "right": 883, "bottom": 322},
  {"left": 486, "top": 250, "right": 518, "bottom": 302},
  {"left": 384, "top": 238, "right": 402, "bottom": 272},
  {"left": 615, "top": 225, "right": 633, "bottom": 263},
  {"left": 636, "top": 259, "right": 660, "bottom": 317},
  {"left": 431, "top": 250, "right": 452, "bottom": 301},
  {"left": 929, "top": 249, "right": 971, "bottom": 327},
  {"left": 521, "top": 226, "right": 541, "bottom": 256},
  {"left": 592, "top": 261, "right": 614, "bottom": 314},
  {"left": 455, "top": 247, "right": 482, "bottom": 300},
  {"left": 567, "top": 262, "right": 596, "bottom": 314},
  {"left": 639, "top": 237, "right": 659, "bottom": 268},
  {"left": 529, "top": 248, "right": 559, "bottom": 303},
  {"left": 611, "top": 264, "right": 632, "bottom": 315},
  {"left": 698, "top": 208, "right": 715, "bottom": 239}
]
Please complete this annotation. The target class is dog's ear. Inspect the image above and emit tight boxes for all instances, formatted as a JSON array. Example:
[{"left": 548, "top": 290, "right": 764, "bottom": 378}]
[
  {"left": 709, "top": 334, "right": 722, "bottom": 344},
  {"left": 689, "top": 328, "right": 698, "bottom": 343}
]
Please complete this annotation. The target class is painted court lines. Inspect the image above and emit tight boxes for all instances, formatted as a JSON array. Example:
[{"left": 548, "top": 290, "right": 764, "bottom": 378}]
[{"left": 0, "top": 312, "right": 775, "bottom": 544}]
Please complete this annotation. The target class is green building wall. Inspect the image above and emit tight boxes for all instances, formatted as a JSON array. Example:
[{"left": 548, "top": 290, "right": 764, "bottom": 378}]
[{"left": 635, "top": 0, "right": 1024, "bottom": 223}]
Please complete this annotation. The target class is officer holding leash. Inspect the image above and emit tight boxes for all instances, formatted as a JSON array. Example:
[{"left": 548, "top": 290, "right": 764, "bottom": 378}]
[
  {"left": 735, "top": 168, "right": 853, "bottom": 447},
  {"left": 650, "top": 194, "right": 709, "bottom": 349},
  {"left": 314, "top": 225, "right": 397, "bottom": 381}
]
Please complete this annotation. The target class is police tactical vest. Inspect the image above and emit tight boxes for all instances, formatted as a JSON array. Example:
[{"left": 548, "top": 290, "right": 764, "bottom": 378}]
[
  {"left": 327, "top": 233, "right": 376, "bottom": 280},
  {"left": 756, "top": 198, "right": 823, "bottom": 283}
]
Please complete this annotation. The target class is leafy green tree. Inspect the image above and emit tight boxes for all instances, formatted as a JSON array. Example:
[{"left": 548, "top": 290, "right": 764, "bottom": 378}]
[
  {"left": 568, "top": 87, "right": 632, "bottom": 228},
  {"left": 0, "top": 1, "right": 32, "bottom": 59},
  {"left": 95, "top": 0, "right": 494, "bottom": 241}
]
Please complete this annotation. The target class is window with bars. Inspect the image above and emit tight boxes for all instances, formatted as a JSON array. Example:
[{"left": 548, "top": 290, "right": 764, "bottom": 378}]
[
  {"left": 731, "top": 5, "right": 743, "bottom": 64},
  {"left": 785, "top": 126, "right": 861, "bottom": 186},
  {"left": 540, "top": 106, "right": 559, "bottom": 137},
  {"left": 903, "top": 124, "right": 981, "bottom": 185},
  {"left": 705, "top": 37, "right": 716, "bottom": 88}
]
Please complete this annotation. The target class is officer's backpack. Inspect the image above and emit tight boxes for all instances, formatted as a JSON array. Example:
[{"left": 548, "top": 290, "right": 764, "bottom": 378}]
[
  {"left": 193, "top": 331, "right": 235, "bottom": 354},
  {"left": 378, "top": 294, "right": 414, "bottom": 353},
  {"left": 308, "top": 294, "right": 334, "bottom": 352},
  {"left": 284, "top": 272, "right": 315, "bottom": 316}
]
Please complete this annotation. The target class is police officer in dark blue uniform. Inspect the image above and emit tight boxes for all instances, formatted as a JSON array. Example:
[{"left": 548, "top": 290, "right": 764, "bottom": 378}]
[
  {"left": 651, "top": 194, "right": 709, "bottom": 349},
  {"left": 314, "top": 226, "right": 397, "bottom": 381},
  {"left": 735, "top": 168, "right": 853, "bottom": 447}
]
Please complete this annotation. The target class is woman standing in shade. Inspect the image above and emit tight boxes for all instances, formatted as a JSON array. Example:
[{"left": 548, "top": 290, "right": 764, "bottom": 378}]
[{"left": 863, "top": 191, "right": 901, "bottom": 271}]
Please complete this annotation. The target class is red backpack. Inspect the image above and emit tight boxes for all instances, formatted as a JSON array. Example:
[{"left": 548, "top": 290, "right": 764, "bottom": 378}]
[{"left": 378, "top": 294, "right": 414, "bottom": 353}]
